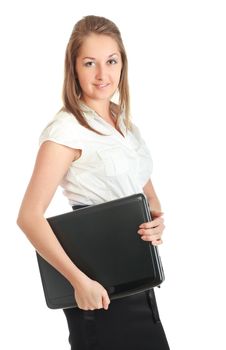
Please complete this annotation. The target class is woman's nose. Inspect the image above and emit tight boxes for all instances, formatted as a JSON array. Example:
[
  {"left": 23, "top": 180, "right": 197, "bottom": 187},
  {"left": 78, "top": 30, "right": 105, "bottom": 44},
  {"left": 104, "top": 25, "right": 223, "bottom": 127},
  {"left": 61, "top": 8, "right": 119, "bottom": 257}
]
[{"left": 95, "top": 64, "right": 106, "bottom": 80}]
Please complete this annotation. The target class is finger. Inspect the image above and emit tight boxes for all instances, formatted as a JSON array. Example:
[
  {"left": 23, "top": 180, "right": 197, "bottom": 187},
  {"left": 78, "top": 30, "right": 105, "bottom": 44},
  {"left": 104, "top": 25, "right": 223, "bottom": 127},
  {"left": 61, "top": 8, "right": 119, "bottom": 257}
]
[
  {"left": 138, "top": 224, "right": 165, "bottom": 236},
  {"left": 102, "top": 294, "right": 110, "bottom": 310},
  {"left": 152, "top": 239, "right": 163, "bottom": 246},
  {"left": 141, "top": 226, "right": 164, "bottom": 239},
  {"left": 151, "top": 224, "right": 165, "bottom": 235},
  {"left": 82, "top": 305, "right": 89, "bottom": 310},
  {"left": 139, "top": 217, "right": 164, "bottom": 229},
  {"left": 141, "top": 233, "right": 162, "bottom": 242}
]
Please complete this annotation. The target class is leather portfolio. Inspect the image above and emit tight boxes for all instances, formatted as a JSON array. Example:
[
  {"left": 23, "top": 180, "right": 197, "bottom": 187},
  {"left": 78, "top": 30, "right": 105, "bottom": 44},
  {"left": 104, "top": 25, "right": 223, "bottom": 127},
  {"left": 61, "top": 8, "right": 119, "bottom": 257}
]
[{"left": 36, "top": 193, "right": 165, "bottom": 309}]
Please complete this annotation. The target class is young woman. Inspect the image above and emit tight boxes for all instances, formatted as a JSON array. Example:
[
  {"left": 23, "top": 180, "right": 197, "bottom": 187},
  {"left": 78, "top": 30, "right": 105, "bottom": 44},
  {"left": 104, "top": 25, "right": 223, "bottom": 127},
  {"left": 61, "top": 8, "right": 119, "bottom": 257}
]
[{"left": 17, "top": 15, "right": 170, "bottom": 350}]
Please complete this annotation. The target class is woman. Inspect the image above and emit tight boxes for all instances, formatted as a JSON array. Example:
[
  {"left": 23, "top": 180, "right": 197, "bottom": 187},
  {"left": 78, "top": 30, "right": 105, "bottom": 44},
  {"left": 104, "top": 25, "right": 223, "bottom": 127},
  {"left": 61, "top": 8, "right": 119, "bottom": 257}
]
[{"left": 17, "top": 15, "right": 170, "bottom": 350}]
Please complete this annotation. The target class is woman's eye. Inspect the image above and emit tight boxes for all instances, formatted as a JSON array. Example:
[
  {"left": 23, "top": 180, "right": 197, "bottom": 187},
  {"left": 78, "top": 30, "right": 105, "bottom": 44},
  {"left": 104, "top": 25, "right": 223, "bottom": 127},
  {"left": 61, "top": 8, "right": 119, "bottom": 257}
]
[
  {"left": 84, "top": 61, "right": 95, "bottom": 67},
  {"left": 108, "top": 59, "right": 117, "bottom": 65},
  {"left": 84, "top": 59, "right": 117, "bottom": 67}
]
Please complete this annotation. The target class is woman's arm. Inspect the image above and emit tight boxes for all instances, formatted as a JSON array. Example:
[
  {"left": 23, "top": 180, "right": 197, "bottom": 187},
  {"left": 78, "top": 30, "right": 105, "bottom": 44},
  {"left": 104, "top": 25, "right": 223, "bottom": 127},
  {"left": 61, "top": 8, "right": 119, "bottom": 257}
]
[
  {"left": 143, "top": 178, "right": 162, "bottom": 215},
  {"left": 140, "top": 178, "right": 165, "bottom": 245},
  {"left": 17, "top": 141, "right": 86, "bottom": 287}
]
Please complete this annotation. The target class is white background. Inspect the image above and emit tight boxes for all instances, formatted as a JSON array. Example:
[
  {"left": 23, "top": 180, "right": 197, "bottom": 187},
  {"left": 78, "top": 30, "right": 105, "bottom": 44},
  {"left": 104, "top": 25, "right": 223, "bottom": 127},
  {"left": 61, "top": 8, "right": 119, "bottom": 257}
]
[{"left": 1, "top": 0, "right": 225, "bottom": 349}]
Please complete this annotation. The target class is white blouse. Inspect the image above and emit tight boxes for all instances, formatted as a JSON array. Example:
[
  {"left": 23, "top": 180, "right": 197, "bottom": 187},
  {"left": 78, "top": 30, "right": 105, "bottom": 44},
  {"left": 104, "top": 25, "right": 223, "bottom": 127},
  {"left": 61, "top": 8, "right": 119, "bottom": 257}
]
[{"left": 39, "top": 103, "right": 153, "bottom": 206}]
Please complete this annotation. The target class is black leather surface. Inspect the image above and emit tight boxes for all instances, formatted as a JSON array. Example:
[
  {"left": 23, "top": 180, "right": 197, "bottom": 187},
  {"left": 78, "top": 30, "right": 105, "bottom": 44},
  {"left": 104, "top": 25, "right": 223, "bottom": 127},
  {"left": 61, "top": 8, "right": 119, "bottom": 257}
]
[{"left": 36, "top": 193, "right": 165, "bottom": 309}]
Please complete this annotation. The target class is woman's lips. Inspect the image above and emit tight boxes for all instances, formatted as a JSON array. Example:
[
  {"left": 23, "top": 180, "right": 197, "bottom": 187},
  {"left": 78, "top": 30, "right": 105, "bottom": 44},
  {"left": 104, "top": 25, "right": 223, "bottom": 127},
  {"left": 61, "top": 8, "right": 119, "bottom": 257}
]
[{"left": 94, "top": 83, "right": 110, "bottom": 89}]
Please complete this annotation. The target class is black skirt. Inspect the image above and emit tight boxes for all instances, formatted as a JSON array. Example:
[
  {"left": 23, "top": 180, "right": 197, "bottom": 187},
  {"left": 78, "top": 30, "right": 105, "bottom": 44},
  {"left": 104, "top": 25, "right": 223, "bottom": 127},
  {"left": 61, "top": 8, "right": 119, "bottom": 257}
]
[{"left": 63, "top": 288, "right": 170, "bottom": 350}]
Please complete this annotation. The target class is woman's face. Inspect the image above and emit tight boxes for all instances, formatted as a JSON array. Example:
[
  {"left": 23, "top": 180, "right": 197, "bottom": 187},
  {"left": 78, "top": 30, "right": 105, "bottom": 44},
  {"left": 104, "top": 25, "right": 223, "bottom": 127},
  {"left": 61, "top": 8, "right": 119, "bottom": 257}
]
[{"left": 76, "top": 34, "right": 122, "bottom": 104}]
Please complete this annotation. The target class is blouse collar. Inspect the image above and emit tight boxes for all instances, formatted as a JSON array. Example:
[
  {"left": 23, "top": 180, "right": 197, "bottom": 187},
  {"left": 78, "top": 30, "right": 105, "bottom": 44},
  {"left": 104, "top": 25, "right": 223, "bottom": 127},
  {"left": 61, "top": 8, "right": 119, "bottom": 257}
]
[{"left": 78, "top": 101, "right": 127, "bottom": 136}]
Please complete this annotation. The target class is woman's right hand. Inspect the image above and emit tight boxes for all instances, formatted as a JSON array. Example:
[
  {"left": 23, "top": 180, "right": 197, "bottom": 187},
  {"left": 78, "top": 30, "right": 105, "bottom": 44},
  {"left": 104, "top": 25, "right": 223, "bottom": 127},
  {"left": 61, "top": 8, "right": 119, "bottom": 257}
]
[{"left": 73, "top": 274, "right": 111, "bottom": 310}]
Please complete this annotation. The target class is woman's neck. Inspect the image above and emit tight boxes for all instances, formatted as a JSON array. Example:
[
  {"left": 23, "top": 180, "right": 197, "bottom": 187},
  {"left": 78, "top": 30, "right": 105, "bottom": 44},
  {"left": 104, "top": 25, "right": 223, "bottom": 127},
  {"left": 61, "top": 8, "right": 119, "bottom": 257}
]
[{"left": 80, "top": 98, "right": 114, "bottom": 123}]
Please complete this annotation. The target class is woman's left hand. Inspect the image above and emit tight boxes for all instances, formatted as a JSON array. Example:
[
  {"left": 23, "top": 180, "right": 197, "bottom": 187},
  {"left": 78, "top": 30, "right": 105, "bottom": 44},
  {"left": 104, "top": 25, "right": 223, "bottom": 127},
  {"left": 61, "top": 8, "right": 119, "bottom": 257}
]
[{"left": 137, "top": 211, "right": 165, "bottom": 245}]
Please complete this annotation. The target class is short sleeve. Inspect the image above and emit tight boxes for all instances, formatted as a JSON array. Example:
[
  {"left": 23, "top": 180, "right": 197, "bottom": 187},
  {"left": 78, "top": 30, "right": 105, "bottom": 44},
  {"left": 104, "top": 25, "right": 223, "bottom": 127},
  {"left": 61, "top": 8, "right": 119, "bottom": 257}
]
[
  {"left": 39, "top": 111, "right": 83, "bottom": 150},
  {"left": 131, "top": 123, "right": 154, "bottom": 186}
]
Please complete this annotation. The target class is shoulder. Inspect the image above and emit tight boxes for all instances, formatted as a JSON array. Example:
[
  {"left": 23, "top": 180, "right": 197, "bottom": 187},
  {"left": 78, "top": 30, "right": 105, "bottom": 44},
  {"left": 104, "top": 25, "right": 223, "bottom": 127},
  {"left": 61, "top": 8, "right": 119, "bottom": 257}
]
[
  {"left": 41, "top": 109, "right": 81, "bottom": 133},
  {"left": 39, "top": 110, "right": 83, "bottom": 149},
  {"left": 50, "top": 109, "right": 80, "bottom": 128}
]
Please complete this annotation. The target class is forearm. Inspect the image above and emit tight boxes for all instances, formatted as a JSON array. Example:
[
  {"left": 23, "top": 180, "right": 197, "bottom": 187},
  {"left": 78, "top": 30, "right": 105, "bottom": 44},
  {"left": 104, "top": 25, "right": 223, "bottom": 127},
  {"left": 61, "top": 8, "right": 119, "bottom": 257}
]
[
  {"left": 148, "top": 196, "right": 162, "bottom": 213},
  {"left": 143, "top": 178, "right": 162, "bottom": 214},
  {"left": 17, "top": 214, "right": 86, "bottom": 288}
]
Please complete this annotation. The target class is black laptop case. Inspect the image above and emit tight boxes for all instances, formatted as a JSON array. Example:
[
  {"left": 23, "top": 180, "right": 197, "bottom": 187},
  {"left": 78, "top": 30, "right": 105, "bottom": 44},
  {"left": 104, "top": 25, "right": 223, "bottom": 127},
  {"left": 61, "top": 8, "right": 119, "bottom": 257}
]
[{"left": 36, "top": 193, "right": 165, "bottom": 309}]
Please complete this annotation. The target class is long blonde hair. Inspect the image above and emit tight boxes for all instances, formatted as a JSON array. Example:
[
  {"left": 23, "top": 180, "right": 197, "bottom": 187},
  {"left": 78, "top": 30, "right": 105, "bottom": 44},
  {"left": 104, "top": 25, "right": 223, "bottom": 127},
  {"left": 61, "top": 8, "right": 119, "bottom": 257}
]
[{"left": 59, "top": 15, "right": 131, "bottom": 135}]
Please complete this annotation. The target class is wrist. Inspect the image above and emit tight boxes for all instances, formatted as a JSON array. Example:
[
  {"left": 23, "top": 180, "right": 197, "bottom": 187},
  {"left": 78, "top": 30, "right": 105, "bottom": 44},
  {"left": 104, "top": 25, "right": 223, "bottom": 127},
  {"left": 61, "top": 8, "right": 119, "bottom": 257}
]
[{"left": 69, "top": 269, "right": 89, "bottom": 289}]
